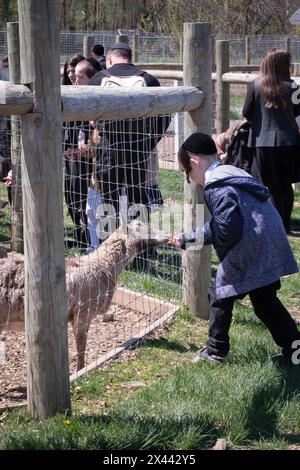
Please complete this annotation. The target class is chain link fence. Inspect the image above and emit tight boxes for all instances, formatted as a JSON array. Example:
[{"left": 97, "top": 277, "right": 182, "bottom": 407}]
[
  {"left": 229, "top": 36, "right": 300, "bottom": 64},
  {"left": 2, "top": 29, "right": 300, "bottom": 64},
  {"left": 0, "top": 29, "right": 181, "bottom": 63}
]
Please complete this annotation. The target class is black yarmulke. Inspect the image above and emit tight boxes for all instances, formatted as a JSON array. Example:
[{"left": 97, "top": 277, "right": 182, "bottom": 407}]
[{"left": 182, "top": 133, "right": 217, "bottom": 155}]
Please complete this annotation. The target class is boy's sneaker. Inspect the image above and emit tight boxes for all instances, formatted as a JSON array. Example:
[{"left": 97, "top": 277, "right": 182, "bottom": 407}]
[{"left": 192, "top": 346, "right": 225, "bottom": 365}]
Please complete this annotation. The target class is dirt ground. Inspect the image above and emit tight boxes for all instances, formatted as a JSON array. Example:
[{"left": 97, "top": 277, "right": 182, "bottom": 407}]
[{"left": 0, "top": 302, "right": 167, "bottom": 408}]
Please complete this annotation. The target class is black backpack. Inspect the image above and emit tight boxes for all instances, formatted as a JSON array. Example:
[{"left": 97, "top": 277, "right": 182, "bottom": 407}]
[{"left": 226, "top": 121, "right": 254, "bottom": 174}]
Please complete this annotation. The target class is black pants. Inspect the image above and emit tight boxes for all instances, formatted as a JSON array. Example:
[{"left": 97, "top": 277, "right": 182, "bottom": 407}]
[
  {"left": 251, "top": 146, "right": 297, "bottom": 232},
  {"left": 207, "top": 281, "right": 300, "bottom": 358},
  {"left": 268, "top": 183, "right": 294, "bottom": 232}
]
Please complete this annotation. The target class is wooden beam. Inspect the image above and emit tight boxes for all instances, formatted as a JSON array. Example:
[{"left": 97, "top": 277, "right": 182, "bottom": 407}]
[
  {"left": 0, "top": 81, "right": 33, "bottom": 115},
  {"left": 222, "top": 72, "right": 258, "bottom": 84},
  {"left": 60, "top": 85, "right": 204, "bottom": 121},
  {"left": 222, "top": 73, "right": 300, "bottom": 85},
  {"left": 7, "top": 70, "right": 300, "bottom": 122},
  {"left": 0, "top": 83, "right": 204, "bottom": 120}
]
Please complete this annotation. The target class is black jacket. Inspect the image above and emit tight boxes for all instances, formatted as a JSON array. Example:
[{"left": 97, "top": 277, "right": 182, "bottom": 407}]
[
  {"left": 243, "top": 79, "right": 300, "bottom": 148},
  {"left": 88, "top": 63, "right": 170, "bottom": 155},
  {"left": 88, "top": 63, "right": 160, "bottom": 87}
]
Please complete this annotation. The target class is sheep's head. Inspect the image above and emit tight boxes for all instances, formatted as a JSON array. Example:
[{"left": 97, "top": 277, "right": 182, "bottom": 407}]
[{"left": 115, "top": 219, "right": 169, "bottom": 257}]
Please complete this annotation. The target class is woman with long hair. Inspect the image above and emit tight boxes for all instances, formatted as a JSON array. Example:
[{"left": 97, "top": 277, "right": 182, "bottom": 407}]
[
  {"left": 243, "top": 48, "right": 300, "bottom": 233},
  {"left": 62, "top": 54, "right": 92, "bottom": 249},
  {"left": 62, "top": 53, "right": 84, "bottom": 85}
]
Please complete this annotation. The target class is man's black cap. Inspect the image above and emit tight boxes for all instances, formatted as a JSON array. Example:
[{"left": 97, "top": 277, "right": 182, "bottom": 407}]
[
  {"left": 182, "top": 132, "right": 217, "bottom": 155},
  {"left": 109, "top": 43, "right": 132, "bottom": 52}
]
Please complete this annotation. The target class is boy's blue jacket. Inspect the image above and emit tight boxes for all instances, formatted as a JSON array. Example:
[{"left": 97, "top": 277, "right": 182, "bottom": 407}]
[{"left": 186, "top": 165, "right": 298, "bottom": 299}]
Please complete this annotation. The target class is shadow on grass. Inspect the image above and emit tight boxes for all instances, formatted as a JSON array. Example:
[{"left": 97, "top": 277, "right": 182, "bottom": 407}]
[
  {"left": 242, "top": 365, "right": 300, "bottom": 443},
  {"left": 128, "top": 248, "right": 183, "bottom": 285},
  {"left": 141, "top": 337, "right": 190, "bottom": 353},
  {"left": 291, "top": 216, "right": 300, "bottom": 233},
  {"left": 0, "top": 230, "right": 11, "bottom": 244},
  {"left": 0, "top": 413, "right": 221, "bottom": 450}
]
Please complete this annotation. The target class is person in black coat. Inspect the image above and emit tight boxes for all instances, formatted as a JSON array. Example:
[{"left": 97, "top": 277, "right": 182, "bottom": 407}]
[
  {"left": 90, "top": 44, "right": 106, "bottom": 71},
  {"left": 62, "top": 55, "right": 92, "bottom": 249},
  {"left": 243, "top": 48, "right": 300, "bottom": 233},
  {"left": 88, "top": 43, "right": 170, "bottom": 222}
]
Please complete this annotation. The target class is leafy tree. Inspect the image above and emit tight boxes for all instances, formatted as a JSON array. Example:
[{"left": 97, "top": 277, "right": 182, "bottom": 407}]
[{"left": 1, "top": 0, "right": 300, "bottom": 36}]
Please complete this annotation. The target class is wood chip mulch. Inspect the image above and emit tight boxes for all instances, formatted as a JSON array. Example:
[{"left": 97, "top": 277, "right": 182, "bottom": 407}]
[{"left": 0, "top": 302, "right": 166, "bottom": 409}]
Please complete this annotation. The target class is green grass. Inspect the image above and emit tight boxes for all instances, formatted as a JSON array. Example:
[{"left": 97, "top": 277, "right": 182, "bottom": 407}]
[
  {"left": 158, "top": 168, "right": 184, "bottom": 203},
  {"left": 229, "top": 92, "right": 246, "bottom": 121},
  {"left": 1, "top": 304, "right": 299, "bottom": 449},
  {"left": 0, "top": 179, "right": 299, "bottom": 450},
  {"left": 230, "top": 93, "right": 245, "bottom": 107},
  {"left": 229, "top": 110, "right": 242, "bottom": 120}
]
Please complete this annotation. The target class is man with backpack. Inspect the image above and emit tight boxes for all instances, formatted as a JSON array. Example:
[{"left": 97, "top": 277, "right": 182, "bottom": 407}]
[
  {"left": 88, "top": 43, "right": 169, "bottom": 225},
  {"left": 88, "top": 42, "right": 159, "bottom": 88},
  {"left": 88, "top": 43, "right": 170, "bottom": 267}
]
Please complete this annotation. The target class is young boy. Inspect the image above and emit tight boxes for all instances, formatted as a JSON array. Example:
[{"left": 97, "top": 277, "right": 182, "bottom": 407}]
[{"left": 171, "top": 132, "right": 300, "bottom": 365}]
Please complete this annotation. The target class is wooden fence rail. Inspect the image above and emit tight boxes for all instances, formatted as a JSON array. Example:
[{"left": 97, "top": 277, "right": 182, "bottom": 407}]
[{"left": 0, "top": 83, "right": 204, "bottom": 120}]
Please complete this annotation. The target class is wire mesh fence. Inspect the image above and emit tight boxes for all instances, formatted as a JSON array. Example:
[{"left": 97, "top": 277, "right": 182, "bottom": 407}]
[
  {"left": 0, "top": 108, "right": 185, "bottom": 406},
  {"left": 2, "top": 28, "right": 300, "bottom": 64}
]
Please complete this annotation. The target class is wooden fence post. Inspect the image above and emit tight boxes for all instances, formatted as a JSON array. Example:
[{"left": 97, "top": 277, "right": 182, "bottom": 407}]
[
  {"left": 294, "top": 63, "right": 300, "bottom": 76},
  {"left": 173, "top": 78, "right": 184, "bottom": 170},
  {"left": 116, "top": 34, "right": 128, "bottom": 44},
  {"left": 211, "top": 34, "right": 216, "bottom": 72},
  {"left": 179, "top": 36, "right": 183, "bottom": 63},
  {"left": 285, "top": 36, "right": 291, "bottom": 55},
  {"left": 18, "top": 0, "right": 70, "bottom": 418},
  {"left": 83, "top": 34, "right": 94, "bottom": 58},
  {"left": 132, "top": 34, "right": 139, "bottom": 62},
  {"left": 216, "top": 40, "right": 230, "bottom": 134},
  {"left": 7, "top": 22, "right": 23, "bottom": 254},
  {"left": 182, "top": 22, "right": 212, "bottom": 319},
  {"left": 245, "top": 36, "right": 251, "bottom": 65}
]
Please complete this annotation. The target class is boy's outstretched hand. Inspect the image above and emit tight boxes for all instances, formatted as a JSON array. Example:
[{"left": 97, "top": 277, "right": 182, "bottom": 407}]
[
  {"left": 3, "top": 170, "right": 12, "bottom": 187},
  {"left": 168, "top": 237, "right": 182, "bottom": 249}
]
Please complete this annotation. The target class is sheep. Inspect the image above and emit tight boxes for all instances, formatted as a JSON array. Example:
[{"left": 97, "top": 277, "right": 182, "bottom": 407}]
[{"left": 0, "top": 220, "right": 168, "bottom": 370}]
